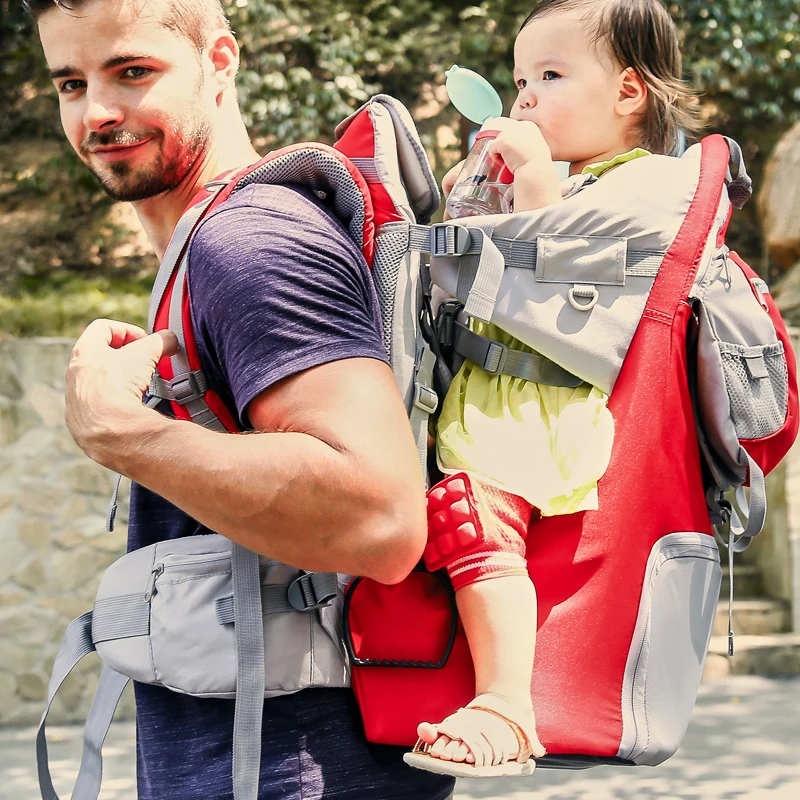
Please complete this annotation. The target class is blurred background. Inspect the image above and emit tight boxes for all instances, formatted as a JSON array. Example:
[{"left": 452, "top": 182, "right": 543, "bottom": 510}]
[{"left": 2, "top": 0, "right": 800, "bottom": 336}]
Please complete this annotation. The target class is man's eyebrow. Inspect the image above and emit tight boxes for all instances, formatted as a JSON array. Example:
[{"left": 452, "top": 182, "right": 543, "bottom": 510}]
[{"left": 49, "top": 54, "right": 157, "bottom": 80}]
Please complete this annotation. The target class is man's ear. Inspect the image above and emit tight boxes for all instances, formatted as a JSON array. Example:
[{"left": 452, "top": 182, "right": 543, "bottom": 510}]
[
  {"left": 206, "top": 29, "right": 240, "bottom": 100},
  {"left": 616, "top": 67, "right": 648, "bottom": 117}
]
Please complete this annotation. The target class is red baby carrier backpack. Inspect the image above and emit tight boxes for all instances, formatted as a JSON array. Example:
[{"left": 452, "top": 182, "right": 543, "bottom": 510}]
[{"left": 124, "top": 101, "right": 800, "bottom": 778}]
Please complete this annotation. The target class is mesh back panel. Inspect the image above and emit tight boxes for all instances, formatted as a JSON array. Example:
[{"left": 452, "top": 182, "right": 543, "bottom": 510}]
[
  {"left": 235, "top": 150, "right": 366, "bottom": 248},
  {"left": 372, "top": 227, "right": 412, "bottom": 360},
  {"left": 720, "top": 341, "right": 789, "bottom": 439}
]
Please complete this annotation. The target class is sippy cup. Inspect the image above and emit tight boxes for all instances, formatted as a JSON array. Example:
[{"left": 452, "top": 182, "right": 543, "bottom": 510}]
[{"left": 444, "top": 66, "right": 515, "bottom": 219}]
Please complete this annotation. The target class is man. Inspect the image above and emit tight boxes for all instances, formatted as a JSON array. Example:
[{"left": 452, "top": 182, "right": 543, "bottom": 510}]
[{"left": 27, "top": 1, "right": 455, "bottom": 797}]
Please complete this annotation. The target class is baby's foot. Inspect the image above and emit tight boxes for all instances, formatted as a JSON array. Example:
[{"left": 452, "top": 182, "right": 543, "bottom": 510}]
[{"left": 414, "top": 693, "right": 545, "bottom": 769}]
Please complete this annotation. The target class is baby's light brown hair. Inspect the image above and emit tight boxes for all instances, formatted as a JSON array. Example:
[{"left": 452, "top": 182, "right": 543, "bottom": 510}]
[{"left": 522, "top": 0, "right": 704, "bottom": 155}]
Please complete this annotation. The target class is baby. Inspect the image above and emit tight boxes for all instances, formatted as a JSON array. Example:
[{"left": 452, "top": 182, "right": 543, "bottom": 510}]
[{"left": 404, "top": 0, "right": 704, "bottom": 778}]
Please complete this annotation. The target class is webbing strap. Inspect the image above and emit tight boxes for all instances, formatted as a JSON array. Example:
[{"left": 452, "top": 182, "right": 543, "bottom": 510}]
[
  {"left": 71, "top": 667, "right": 130, "bottom": 800},
  {"left": 148, "top": 190, "right": 222, "bottom": 333},
  {"left": 457, "top": 228, "right": 504, "bottom": 322},
  {"left": 728, "top": 452, "right": 767, "bottom": 552},
  {"left": 214, "top": 572, "right": 339, "bottom": 624},
  {"left": 106, "top": 396, "right": 162, "bottom": 533},
  {"left": 230, "top": 543, "right": 265, "bottom": 800},
  {"left": 91, "top": 594, "right": 150, "bottom": 642},
  {"left": 409, "top": 339, "right": 438, "bottom": 488},
  {"left": 167, "top": 256, "right": 228, "bottom": 432},
  {"left": 406, "top": 223, "right": 665, "bottom": 276},
  {"left": 451, "top": 321, "right": 583, "bottom": 387},
  {"left": 37, "top": 612, "right": 95, "bottom": 800}
]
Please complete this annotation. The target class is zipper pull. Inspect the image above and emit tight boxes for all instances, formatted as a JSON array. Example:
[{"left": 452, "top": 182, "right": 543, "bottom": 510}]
[{"left": 144, "top": 563, "right": 164, "bottom": 602}]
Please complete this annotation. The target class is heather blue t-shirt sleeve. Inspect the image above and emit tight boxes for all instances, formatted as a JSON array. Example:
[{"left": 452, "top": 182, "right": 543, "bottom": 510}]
[{"left": 186, "top": 183, "right": 387, "bottom": 428}]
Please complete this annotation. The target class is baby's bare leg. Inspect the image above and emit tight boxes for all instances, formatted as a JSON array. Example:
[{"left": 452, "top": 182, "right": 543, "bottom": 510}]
[{"left": 417, "top": 575, "right": 544, "bottom": 764}]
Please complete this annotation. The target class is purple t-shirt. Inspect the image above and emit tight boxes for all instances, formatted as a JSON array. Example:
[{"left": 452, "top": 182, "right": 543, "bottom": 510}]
[{"left": 128, "top": 184, "right": 453, "bottom": 800}]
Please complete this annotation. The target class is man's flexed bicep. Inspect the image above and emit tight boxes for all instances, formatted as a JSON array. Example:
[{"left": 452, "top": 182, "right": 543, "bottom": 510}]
[{"left": 242, "top": 356, "right": 427, "bottom": 583}]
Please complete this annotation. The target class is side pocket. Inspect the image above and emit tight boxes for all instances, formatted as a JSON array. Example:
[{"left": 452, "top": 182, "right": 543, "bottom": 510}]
[
  {"left": 719, "top": 340, "right": 788, "bottom": 439},
  {"left": 617, "top": 532, "right": 721, "bottom": 766}
]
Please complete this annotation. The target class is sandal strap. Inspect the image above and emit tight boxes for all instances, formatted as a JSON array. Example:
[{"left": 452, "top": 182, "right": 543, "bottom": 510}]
[{"left": 466, "top": 704, "right": 535, "bottom": 764}]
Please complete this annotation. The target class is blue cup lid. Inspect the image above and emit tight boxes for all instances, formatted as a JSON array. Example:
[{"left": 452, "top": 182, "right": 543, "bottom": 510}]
[{"left": 445, "top": 65, "right": 503, "bottom": 124}]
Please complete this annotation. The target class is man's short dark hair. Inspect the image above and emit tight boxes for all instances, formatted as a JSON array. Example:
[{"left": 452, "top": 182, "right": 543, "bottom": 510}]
[{"left": 23, "top": 0, "right": 231, "bottom": 50}]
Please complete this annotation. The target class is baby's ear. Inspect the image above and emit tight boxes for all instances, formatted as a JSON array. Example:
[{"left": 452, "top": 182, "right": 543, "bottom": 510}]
[{"left": 617, "top": 67, "right": 647, "bottom": 117}]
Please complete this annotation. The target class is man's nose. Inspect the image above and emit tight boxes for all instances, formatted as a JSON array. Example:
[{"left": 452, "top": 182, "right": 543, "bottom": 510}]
[{"left": 83, "top": 92, "right": 124, "bottom": 133}]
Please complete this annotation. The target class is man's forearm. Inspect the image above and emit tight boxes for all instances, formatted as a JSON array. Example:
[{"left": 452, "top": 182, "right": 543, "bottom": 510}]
[{"left": 95, "top": 409, "right": 425, "bottom": 583}]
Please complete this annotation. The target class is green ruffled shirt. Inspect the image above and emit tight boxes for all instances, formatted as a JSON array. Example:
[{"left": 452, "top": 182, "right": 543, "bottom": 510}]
[{"left": 435, "top": 148, "right": 650, "bottom": 515}]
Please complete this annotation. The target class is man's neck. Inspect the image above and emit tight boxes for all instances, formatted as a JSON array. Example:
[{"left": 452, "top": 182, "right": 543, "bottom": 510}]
[{"left": 133, "top": 132, "right": 260, "bottom": 260}]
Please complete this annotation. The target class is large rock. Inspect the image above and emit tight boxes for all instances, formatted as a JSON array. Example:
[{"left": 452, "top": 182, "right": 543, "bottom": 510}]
[{"left": 759, "top": 120, "right": 800, "bottom": 270}]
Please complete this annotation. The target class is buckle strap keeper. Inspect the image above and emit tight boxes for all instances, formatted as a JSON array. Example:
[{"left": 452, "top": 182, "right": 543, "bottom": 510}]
[
  {"left": 150, "top": 370, "right": 209, "bottom": 406},
  {"left": 429, "top": 223, "right": 474, "bottom": 257},
  {"left": 287, "top": 571, "right": 338, "bottom": 611}
]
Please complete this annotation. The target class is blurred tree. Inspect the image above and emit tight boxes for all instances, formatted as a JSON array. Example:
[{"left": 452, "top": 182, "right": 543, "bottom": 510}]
[{"left": 2, "top": 0, "right": 800, "bottom": 295}]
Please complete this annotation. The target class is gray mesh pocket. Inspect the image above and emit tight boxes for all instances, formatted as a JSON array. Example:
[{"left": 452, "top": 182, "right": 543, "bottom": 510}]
[{"left": 720, "top": 340, "right": 788, "bottom": 439}]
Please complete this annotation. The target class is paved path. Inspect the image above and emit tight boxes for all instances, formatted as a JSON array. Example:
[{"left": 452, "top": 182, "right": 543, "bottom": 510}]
[{"left": 2, "top": 676, "right": 798, "bottom": 799}]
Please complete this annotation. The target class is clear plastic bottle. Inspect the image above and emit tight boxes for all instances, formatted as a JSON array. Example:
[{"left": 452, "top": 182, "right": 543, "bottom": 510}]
[{"left": 445, "top": 130, "right": 515, "bottom": 219}]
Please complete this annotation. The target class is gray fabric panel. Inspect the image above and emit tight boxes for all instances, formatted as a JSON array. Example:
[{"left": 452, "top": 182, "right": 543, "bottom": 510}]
[
  {"left": 349, "top": 157, "right": 380, "bottom": 183},
  {"left": 231, "top": 543, "right": 265, "bottom": 800},
  {"left": 71, "top": 666, "right": 130, "bottom": 800},
  {"left": 618, "top": 533, "right": 721, "bottom": 765},
  {"left": 92, "top": 595, "right": 150, "bottom": 642},
  {"left": 536, "top": 234, "right": 627, "bottom": 285},
  {"left": 37, "top": 612, "right": 96, "bottom": 800}
]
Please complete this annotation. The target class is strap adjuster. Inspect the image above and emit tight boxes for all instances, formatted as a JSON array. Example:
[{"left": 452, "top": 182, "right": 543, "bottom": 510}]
[
  {"left": 287, "top": 572, "right": 336, "bottom": 612},
  {"left": 430, "top": 223, "right": 473, "bottom": 257},
  {"left": 413, "top": 382, "right": 439, "bottom": 415},
  {"left": 483, "top": 341, "right": 508, "bottom": 375},
  {"left": 169, "top": 372, "right": 204, "bottom": 406}
]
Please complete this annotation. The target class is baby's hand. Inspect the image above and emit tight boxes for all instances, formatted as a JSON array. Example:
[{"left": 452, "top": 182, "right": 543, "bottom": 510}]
[
  {"left": 442, "top": 159, "right": 465, "bottom": 199},
  {"left": 484, "top": 117, "right": 552, "bottom": 175}
]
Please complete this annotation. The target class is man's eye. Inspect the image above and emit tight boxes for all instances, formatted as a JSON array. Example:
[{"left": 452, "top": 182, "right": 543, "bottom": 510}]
[
  {"left": 59, "top": 79, "right": 85, "bottom": 94},
  {"left": 123, "top": 66, "right": 151, "bottom": 79},
  {"left": 515, "top": 78, "right": 527, "bottom": 90},
  {"left": 543, "top": 70, "right": 561, "bottom": 81}
]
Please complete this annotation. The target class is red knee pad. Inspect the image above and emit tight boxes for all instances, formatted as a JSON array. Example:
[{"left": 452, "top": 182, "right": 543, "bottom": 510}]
[{"left": 423, "top": 473, "right": 485, "bottom": 572}]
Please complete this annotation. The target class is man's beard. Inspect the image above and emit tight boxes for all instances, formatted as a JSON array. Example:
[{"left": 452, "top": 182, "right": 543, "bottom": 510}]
[{"left": 81, "top": 115, "right": 211, "bottom": 202}]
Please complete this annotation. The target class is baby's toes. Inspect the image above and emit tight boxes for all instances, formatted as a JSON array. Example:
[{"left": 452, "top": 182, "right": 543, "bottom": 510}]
[
  {"left": 429, "top": 734, "right": 454, "bottom": 760},
  {"left": 448, "top": 740, "right": 473, "bottom": 763},
  {"left": 416, "top": 721, "right": 439, "bottom": 746}
]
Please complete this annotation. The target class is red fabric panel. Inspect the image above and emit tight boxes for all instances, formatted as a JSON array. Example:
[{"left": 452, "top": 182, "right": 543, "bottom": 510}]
[
  {"left": 727, "top": 250, "right": 799, "bottom": 475},
  {"left": 346, "top": 573, "right": 475, "bottom": 746},
  {"left": 334, "top": 110, "right": 404, "bottom": 232}
]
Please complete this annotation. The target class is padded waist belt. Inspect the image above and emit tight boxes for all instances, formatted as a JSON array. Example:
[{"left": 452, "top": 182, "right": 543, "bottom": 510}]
[{"left": 37, "top": 534, "right": 349, "bottom": 800}]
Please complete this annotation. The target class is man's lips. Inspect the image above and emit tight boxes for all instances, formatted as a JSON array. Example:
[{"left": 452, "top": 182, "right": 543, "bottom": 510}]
[{"left": 90, "top": 139, "right": 152, "bottom": 163}]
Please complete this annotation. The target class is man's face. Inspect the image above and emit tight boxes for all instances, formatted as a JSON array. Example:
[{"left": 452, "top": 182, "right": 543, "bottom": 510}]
[{"left": 39, "top": 0, "right": 214, "bottom": 202}]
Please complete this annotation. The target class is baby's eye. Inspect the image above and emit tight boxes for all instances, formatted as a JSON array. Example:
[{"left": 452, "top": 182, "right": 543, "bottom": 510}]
[
  {"left": 543, "top": 70, "right": 561, "bottom": 81},
  {"left": 515, "top": 78, "right": 527, "bottom": 90}
]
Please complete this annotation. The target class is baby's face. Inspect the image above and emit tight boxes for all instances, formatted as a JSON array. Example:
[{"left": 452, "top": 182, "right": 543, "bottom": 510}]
[{"left": 511, "top": 10, "right": 631, "bottom": 170}]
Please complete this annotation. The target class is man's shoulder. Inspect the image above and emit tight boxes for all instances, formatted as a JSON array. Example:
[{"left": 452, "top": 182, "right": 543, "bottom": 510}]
[{"left": 192, "top": 182, "right": 355, "bottom": 252}]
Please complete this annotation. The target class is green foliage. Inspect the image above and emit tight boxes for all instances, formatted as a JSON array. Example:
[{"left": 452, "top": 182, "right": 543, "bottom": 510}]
[
  {"left": 0, "top": 275, "right": 150, "bottom": 337},
  {"left": 2, "top": 0, "right": 800, "bottom": 333}
]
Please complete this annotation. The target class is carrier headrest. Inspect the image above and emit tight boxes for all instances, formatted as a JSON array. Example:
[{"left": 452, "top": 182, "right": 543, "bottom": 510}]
[{"left": 335, "top": 95, "right": 440, "bottom": 225}]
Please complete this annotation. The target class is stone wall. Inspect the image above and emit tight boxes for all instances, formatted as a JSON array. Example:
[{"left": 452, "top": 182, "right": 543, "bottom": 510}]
[
  {"left": 0, "top": 338, "right": 134, "bottom": 726},
  {"left": 0, "top": 335, "right": 798, "bottom": 728}
]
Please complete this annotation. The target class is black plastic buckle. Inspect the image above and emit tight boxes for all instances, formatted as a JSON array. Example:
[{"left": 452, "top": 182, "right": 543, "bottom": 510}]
[
  {"left": 429, "top": 224, "right": 472, "bottom": 257},
  {"left": 169, "top": 372, "right": 204, "bottom": 406},
  {"left": 287, "top": 572, "right": 336, "bottom": 612},
  {"left": 434, "top": 299, "right": 463, "bottom": 349}
]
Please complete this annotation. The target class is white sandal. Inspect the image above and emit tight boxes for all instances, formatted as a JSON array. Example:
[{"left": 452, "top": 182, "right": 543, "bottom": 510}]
[{"left": 403, "top": 704, "right": 543, "bottom": 778}]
